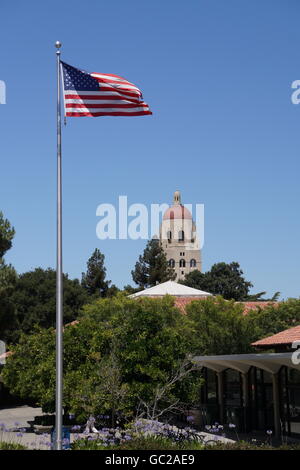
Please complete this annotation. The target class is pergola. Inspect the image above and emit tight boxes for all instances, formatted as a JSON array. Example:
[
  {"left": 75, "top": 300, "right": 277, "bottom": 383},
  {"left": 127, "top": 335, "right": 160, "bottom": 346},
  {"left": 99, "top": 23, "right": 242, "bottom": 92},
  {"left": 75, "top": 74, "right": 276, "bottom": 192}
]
[{"left": 193, "top": 352, "right": 300, "bottom": 437}]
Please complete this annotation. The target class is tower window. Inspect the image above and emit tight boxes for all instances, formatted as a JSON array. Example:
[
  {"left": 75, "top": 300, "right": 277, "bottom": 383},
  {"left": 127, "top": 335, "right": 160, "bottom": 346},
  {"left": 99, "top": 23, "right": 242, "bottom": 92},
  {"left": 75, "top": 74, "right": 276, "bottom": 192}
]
[
  {"left": 178, "top": 230, "right": 184, "bottom": 242},
  {"left": 169, "top": 259, "right": 175, "bottom": 268},
  {"left": 190, "top": 259, "right": 196, "bottom": 268},
  {"left": 167, "top": 230, "right": 172, "bottom": 241},
  {"left": 179, "top": 259, "right": 185, "bottom": 268}
]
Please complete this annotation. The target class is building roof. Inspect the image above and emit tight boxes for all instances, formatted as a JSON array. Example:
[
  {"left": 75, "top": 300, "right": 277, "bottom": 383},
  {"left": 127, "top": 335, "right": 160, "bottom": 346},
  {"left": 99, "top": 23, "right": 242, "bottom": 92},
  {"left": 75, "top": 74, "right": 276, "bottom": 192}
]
[
  {"left": 241, "top": 301, "right": 277, "bottom": 315},
  {"left": 163, "top": 205, "right": 192, "bottom": 220},
  {"left": 193, "top": 352, "right": 300, "bottom": 373},
  {"left": 252, "top": 324, "right": 300, "bottom": 349},
  {"left": 129, "top": 280, "right": 212, "bottom": 298}
]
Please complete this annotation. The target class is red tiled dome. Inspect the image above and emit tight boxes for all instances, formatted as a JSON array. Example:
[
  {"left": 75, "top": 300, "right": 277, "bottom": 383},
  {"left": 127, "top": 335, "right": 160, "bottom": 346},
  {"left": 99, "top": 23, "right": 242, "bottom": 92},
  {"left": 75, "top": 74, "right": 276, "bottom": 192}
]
[{"left": 163, "top": 205, "right": 192, "bottom": 220}]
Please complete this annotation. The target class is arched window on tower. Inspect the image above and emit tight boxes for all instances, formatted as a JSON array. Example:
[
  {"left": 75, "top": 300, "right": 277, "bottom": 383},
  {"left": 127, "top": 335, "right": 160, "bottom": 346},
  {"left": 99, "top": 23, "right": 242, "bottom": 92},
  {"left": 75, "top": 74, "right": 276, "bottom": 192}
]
[
  {"left": 179, "top": 259, "right": 186, "bottom": 268},
  {"left": 190, "top": 259, "right": 196, "bottom": 268},
  {"left": 178, "top": 230, "right": 184, "bottom": 241},
  {"left": 167, "top": 231, "right": 172, "bottom": 242},
  {"left": 169, "top": 259, "right": 175, "bottom": 268}
]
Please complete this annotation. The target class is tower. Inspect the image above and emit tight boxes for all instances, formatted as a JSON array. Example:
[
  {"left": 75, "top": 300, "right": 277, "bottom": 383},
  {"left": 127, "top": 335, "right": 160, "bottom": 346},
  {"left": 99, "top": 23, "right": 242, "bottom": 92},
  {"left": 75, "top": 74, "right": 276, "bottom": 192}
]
[{"left": 160, "top": 191, "right": 202, "bottom": 281}]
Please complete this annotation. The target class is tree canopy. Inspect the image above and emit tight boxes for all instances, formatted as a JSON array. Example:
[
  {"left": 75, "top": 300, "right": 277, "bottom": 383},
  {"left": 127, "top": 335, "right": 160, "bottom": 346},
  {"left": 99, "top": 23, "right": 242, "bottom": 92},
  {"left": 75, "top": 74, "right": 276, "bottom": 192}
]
[
  {"left": 9, "top": 268, "right": 88, "bottom": 341},
  {"left": 2, "top": 295, "right": 199, "bottom": 421},
  {"left": 180, "top": 262, "right": 253, "bottom": 301},
  {"left": 3, "top": 294, "right": 300, "bottom": 422},
  {"left": 0, "top": 211, "right": 15, "bottom": 259},
  {"left": 186, "top": 296, "right": 255, "bottom": 355},
  {"left": 0, "top": 212, "right": 17, "bottom": 342},
  {"left": 81, "top": 248, "right": 114, "bottom": 297},
  {"left": 246, "top": 298, "right": 300, "bottom": 343},
  {"left": 131, "top": 239, "right": 176, "bottom": 289}
]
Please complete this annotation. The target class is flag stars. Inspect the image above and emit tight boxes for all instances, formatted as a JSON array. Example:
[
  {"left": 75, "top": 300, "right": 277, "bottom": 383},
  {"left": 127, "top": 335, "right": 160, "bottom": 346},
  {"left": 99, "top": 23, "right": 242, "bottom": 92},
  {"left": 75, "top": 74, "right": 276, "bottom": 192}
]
[{"left": 61, "top": 61, "right": 99, "bottom": 91}]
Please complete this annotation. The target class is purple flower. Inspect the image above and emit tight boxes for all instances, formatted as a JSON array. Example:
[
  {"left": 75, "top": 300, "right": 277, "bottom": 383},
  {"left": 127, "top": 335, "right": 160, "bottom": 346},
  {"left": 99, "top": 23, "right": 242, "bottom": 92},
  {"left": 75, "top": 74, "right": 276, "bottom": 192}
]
[
  {"left": 72, "top": 425, "right": 81, "bottom": 431},
  {"left": 186, "top": 415, "right": 194, "bottom": 423}
]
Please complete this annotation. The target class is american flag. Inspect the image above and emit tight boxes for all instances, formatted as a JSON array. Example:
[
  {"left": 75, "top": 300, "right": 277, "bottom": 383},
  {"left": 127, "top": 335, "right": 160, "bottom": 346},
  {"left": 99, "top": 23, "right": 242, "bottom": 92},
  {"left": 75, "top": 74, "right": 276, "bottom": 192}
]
[{"left": 61, "top": 61, "right": 152, "bottom": 117}]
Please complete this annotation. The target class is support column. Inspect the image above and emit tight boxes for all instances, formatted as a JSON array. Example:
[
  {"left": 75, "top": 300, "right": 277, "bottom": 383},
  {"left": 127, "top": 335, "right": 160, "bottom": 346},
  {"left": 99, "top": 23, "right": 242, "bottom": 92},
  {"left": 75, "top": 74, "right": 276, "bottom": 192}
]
[
  {"left": 272, "top": 372, "right": 281, "bottom": 438},
  {"left": 217, "top": 371, "right": 224, "bottom": 424},
  {"left": 242, "top": 372, "right": 249, "bottom": 432}
]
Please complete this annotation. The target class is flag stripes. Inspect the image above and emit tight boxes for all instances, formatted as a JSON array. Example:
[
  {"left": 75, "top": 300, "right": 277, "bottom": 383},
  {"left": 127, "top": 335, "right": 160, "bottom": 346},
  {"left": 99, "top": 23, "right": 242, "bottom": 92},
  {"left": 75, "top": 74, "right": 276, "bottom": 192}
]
[{"left": 61, "top": 61, "right": 152, "bottom": 117}]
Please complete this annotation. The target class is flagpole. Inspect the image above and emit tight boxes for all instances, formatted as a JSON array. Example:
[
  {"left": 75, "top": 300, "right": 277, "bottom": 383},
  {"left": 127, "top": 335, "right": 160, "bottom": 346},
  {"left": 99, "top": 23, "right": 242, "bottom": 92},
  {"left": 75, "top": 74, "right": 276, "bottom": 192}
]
[{"left": 55, "top": 40, "right": 63, "bottom": 451}]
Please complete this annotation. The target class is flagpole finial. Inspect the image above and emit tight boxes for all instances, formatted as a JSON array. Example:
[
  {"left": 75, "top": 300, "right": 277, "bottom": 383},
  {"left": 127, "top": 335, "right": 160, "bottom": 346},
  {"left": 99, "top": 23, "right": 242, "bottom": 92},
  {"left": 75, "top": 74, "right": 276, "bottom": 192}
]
[{"left": 55, "top": 41, "right": 62, "bottom": 52}]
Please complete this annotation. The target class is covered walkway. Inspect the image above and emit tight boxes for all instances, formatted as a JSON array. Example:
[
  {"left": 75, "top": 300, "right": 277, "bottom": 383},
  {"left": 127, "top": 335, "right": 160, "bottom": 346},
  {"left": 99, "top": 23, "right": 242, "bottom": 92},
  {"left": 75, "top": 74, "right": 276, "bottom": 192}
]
[{"left": 194, "top": 352, "right": 300, "bottom": 438}]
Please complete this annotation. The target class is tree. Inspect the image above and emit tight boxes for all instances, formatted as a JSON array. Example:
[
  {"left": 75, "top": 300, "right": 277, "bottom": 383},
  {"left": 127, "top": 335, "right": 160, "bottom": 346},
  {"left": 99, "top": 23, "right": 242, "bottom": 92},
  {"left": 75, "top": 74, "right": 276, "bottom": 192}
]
[
  {"left": 131, "top": 239, "right": 176, "bottom": 289},
  {"left": 2, "top": 296, "right": 199, "bottom": 421},
  {"left": 9, "top": 268, "right": 88, "bottom": 341},
  {"left": 136, "top": 356, "right": 202, "bottom": 421},
  {"left": 186, "top": 296, "right": 255, "bottom": 355},
  {"left": 181, "top": 262, "right": 279, "bottom": 301},
  {"left": 81, "top": 249, "right": 111, "bottom": 297},
  {"left": 0, "top": 211, "right": 17, "bottom": 342},
  {"left": 181, "top": 262, "right": 253, "bottom": 301},
  {"left": 247, "top": 298, "right": 300, "bottom": 343},
  {"left": 0, "top": 263, "right": 18, "bottom": 342},
  {"left": 245, "top": 291, "right": 281, "bottom": 302},
  {"left": 123, "top": 285, "right": 142, "bottom": 295},
  {"left": 0, "top": 211, "right": 15, "bottom": 259}
]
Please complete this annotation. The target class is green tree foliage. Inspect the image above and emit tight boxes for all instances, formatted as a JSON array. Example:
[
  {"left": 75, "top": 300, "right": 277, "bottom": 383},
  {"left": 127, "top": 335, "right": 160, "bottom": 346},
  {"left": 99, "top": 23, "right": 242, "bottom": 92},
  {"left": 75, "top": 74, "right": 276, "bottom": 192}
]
[
  {"left": 0, "top": 211, "right": 15, "bottom": 259},
  {"left": 246, "top": 298, "right": 300, "bottom": 343},
  {"left": 81, "top": 248, "right": 112, "bottom": 297},
  {"left": 131, "top": 239, "right": 176, "bottom": 289},
  {"left": 2, "top": 296, "right": 200, "bottom": 421},
  {"left": 0, "top": 212, "right": 17, "bottom": 342},
  {"left": 123, "top": 285, "right": 142, "bottom": 295},
  {"left": 9, "top": 268, "right": 88, "bottom": 341},
  {"left": 186, "top": 296, "right": 255, "bottom": 355},
  {"left": 181, "top": 262, "right": 253, "bottom": 301},
  {"left": 181, "top": 262, "right": 279, "bottom": 301},
  {"left": 0, "top": 263, "right": 18, "bottom": 342},
  {"left": 4, "top": 293, "right": 298, "bottom": 421}
]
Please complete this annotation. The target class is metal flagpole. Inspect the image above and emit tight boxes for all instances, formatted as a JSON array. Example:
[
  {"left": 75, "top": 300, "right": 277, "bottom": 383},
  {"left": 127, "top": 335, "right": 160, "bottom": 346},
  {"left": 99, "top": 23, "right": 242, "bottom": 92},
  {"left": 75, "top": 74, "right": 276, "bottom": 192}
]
[{"left": 55, "top": 40, "right": 63, "bottom": 451}]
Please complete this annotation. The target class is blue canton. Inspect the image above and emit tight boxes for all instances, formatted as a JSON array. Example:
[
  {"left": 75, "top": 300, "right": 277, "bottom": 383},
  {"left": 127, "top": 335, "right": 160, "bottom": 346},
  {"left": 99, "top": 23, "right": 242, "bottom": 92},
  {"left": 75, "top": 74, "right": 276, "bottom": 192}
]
[{"left": 61, "top": 62, "right": 100, "bottom": 91}]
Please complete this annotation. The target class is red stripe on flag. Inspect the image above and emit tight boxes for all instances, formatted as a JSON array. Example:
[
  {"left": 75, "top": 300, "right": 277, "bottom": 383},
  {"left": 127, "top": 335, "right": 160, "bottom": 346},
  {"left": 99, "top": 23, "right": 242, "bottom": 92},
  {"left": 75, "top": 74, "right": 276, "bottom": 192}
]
[
  {"left": 66, "top": 111, "right": 152, "bottom": 117},
  {"left": 65, "top": 103, "right": 149, "bottom": 109},
  {"left": 64, "top": 94, "right": 141, "bottom": 103}
]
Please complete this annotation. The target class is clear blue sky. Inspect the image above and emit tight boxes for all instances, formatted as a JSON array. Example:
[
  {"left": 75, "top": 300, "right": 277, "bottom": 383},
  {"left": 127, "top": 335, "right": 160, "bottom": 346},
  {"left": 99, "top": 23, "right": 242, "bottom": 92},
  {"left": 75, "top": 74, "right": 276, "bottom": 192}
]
[{"left": 1, "top": 0, "right": 300, "bottom": 299}]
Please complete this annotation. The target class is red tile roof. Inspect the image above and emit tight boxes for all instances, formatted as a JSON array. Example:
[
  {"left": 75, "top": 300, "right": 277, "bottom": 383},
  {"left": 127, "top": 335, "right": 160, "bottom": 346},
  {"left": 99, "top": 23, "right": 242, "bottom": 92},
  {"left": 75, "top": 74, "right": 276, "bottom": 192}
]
[
  {"left": 240, "top": 301, "right": 277, "bottom": 315},
  {"left": 173, "top": 298, "right": 276, "bottom": 315},
  {"left": 174, "top": 297, "right": 209, "bottom": 314},
  {"left": 252, "top": 324, "right": 300, "bottom": 348}
]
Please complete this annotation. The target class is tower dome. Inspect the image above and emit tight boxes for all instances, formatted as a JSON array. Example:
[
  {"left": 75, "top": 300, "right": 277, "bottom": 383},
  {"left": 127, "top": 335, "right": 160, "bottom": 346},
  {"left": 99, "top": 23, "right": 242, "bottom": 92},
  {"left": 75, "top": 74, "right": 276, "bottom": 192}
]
[{"left": 163, "top": 190, "right": 192, "bottom": 220}]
